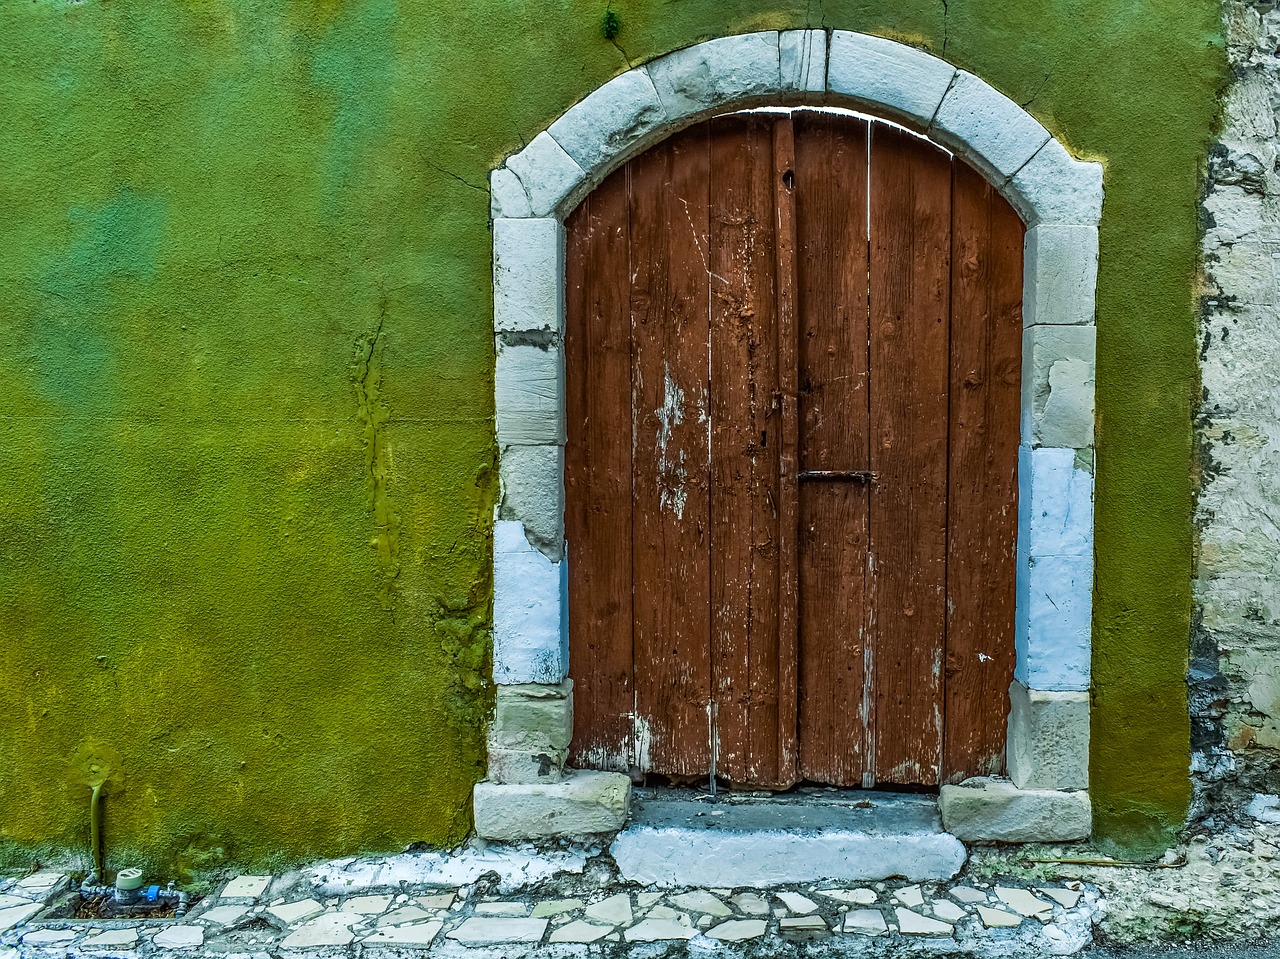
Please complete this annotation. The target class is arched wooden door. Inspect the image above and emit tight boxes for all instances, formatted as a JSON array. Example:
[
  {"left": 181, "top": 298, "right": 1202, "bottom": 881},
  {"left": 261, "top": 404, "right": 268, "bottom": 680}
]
[{"left": 564, "top": 109, "right": 1023, "bottom": 790}]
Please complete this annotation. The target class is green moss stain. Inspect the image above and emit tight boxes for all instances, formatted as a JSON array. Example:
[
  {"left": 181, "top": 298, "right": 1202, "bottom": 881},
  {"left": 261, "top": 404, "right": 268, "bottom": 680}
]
[{"left": 0, "top": 0, "right": 1224, "bottom": 871}]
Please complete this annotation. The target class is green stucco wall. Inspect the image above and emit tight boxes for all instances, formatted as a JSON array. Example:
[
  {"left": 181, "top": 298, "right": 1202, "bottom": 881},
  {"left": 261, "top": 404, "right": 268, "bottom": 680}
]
[{"left": 0, "top": 0, "right": 1224, "bottom": 875}]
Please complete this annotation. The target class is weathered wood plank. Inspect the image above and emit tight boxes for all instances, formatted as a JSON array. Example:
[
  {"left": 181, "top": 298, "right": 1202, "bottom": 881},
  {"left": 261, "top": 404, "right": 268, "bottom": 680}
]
[
  {"left": 793, "top": 112, "right": 872, "bottom": 786},
  {"left": 943, "top": 160, "right": 1024, "bottom": 782},
  {"left": 868, "top": 123, "right": 952, "bottom": 787}
]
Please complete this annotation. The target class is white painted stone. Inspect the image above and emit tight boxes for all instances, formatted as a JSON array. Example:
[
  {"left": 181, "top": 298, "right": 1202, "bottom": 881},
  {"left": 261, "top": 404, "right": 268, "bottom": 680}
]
[
  {"left": 493, "top": 520, "right": 568, "bottom": 686},
  {"left": 268, "top": 899, "right": 324, "bottom": 924},
  {"left": 779, "top": 916, "right": 828, "bottom": 933},
  {"left": 1018, "top": 445, "right": 1094, "bottom": 559},
  {"left": 81, "top": 928, "right": 139, "bottom": 949},
  {"left": 844, "top": 909, "right": 888, "bottom": 935},
  {"left": 1021, "top": 324, "right": 1096, "bottom": 449},
  {"left": 378, "top": 905, "right": 435, "bottom": 926},
  {"left": 815, "top": 888, "right": 876, "bottom": 905},
  {"left": 626, "top": 918, "right": 697, "bottom": 941},
  {"left": 776, "top": 891, "right": 819, "bottom": 914},
  {"left": 1010, "top": 138, "right": 1104, "bottom": 227},
  {"left": 494, "top": 218, "right": 564, "bottom": 335},
  {"left": 938, "top": 778, "right": 1092, "bottom": 842},
  {"left": 707, "top": 918, "right": 767, "bottom": 940},
  {"left": 951, "top": 887, "right": 989, "bottom": 904},
  {"left": 220, "top": 875, "right": 272, "bottom": 899},
  {"left": 490, "top": 167, "right": 533, "bottom": 219},
  {"left": 930, "top": 71, "right": 1051, "bottom": 181},
  {"left": 1015, "top": 550, "right": 1093, "bottom": 691},
  {"left": 647, "top": 33, "right": 781, "bottom": 121},
  {"left": 932, "top": 900, "right": 968, "bottom": 923},
  {"left": 195, "top": 905, "right": 249, "bottom": 925},
  {"left": 548, "top": 920, "right": 613, "bottom": 943},
  {"left": 21, "top": 929, "right": 79, "bottom": 945},
  {"left": 152, "top": 925, "right": 204, "bottom": 950},
  {"left": 827, "top": 32, "right": 956, "bottom": 129},
  {"left": 549, "top": 69, "right": 668, "bottom": 173},
  {"left": 977, "top": 904, "right": 1024, "bottom": 928},
  {"left": 583, "top": 893, "right": 632, "bottom": 926},
  {"left": 895, "top": 907, "right": 953, "bottom": 936},
  {"left": 446, "top": 917, "right": 548, "bottom": 944},
  {"left": 0, "top": 903, "right": 39, "bottom": 931},
  {"left": 416, "top": 893, "right": 455, "bottom": 910},
  {"left": 670, "top": 890, "right": 731, "bottom": 917},
  {"left": 893, "top": 886, "right": 924, "bottom": 908},
  {"left": 780, "top": 30, "right": 826, "bottom": 93},
  {"left": 1038, "top": 887, "right": 1083, "bottom": 909},
  {"left": 506, "top": 132, "right": 586, "bottom": 217},
  {"left": 363, "top": 921, "right": 443, "bottom": 946},
  {"left": 730, "top": 892, "right": 770, "bottom": 915},
  {"left": 475, "top": 901, "right": 530, "bottom": 916},
  {"left": 473, "top": 769, "right": 630, "bottom": 840},
  {"left": 531, "top": 898, "right": 583, "bottom": 918},
  {"left": 644, "top": 905, "right": 686, "bottom": 922},
  {"left": 1007, "top": 680, "right": 1091, "bottom": 790},
  {"left": 495, "top": 337, "right": 564, "bottom": 447},
  {"left": 1023, "top": 225, "right": 1099, "bottom": 327},
  {"left": 342, "top": 894, "right": 393, "bottom": 914},
  {"left": 996, "top": 887, "right": 1054, "bottom": 917}
]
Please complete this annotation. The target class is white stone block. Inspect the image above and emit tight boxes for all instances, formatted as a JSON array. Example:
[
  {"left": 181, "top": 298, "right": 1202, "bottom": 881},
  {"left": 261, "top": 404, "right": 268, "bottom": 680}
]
[
  {"left": 1021, "top": 324, "right": 1096, "bottom": 449},
  {"left": 549, "top": 69, "right": 668, "bottom": 173},
  {"left": 827, "top": 32, "right": 956, "bottom": 129},
  {"left": 1023, "top": 224, "right": 1099, "bottom": 327},
  {"left": 493, "top": 520, "right": 568, "bottom": 684},
  {"left": 490, "top": 167, "right": 532, "bottom": 219},
  {"left": 1017, "top": 445, "right": 1093, "bottom": 558},
  {"left": 1010, "top": 137, "right": 1104, "bottom": 227},
  {"left": 1015, "top": 550, "right": 1092, "bottom": 692},
  {"left": 939, "top": 778, "right": 1091, "bottom": 842},
  {"left": 473, "top": 770, "right": 631, "bottom": 840},
  {"left": 647, "top": 33, "right": 781, "bottom": 122},
  {"left": 492, "top": 679, "right": 574, "bottom": 753},
  {"left": 487, "top": 746, "right": 566, "bottom": 785},
  {"left": 494, "top": 218, "right": 563, "bottom": 335},
  {"left": 930, "top": 71, "right": 1051, "bottom": 181},
  {"left": 506, "top": 131, "right": 587, "bottom": 217},
  {"left": 499, "top": 443, "right": 565, "bottom": 560},
  {"left": 495, "top": 337, "right": 565, "bottom": 446},
  {"left": 1006, "top": 681, "right": 1090, "bottom": 791},
  {"left": 780, "top": 30, "right": 826, "bottom": 93}
]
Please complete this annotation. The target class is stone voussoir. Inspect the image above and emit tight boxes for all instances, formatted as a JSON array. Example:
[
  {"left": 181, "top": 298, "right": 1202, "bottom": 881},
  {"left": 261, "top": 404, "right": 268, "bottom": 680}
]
[
  {"left": 939, "top": 777, "right": 1091, "bottom": 842},
  {"left": 548, "top": 68, "right": 668, "bottom": 174},
  {"left": 505, "top": 131, "right": 587, "bottom": 218},
  {"left": 780, "top": 29, "right": 826, "bottom": 93},
  {"left": 1010, "top": 136, "right": 1105, "bottom": 227},
  {"left": 827, "top": 31, "right": 956, "bottom": 129},
  {"left": 646, "top": 32, "right": 782, "bottom": 122},
  {"left": 474, "top": 770, "right": 631, "bottom": 840},
  {"left": 930, "top": 70, "right": 1052, "bottom": 181}
]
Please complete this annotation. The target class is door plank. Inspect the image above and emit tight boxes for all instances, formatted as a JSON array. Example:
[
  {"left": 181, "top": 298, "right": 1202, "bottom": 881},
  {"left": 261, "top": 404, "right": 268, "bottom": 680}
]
[
  {"left": 792, "top": 112, "right": 873, "bottom": 786},
  {"left": 630, "top": 124, "right": 714, "bottom": 779},
  {"left": 565, "top": 181, "right": 635, "bottom": 773},
  {"left": 709, "top": 114, "right": 784, "bottom": 787},
  {"left": 867, "top": 123, "right": 953, "bottom": 786},
  {"left": 943, "top": 161, "right": 1023, "bottom": 781}
]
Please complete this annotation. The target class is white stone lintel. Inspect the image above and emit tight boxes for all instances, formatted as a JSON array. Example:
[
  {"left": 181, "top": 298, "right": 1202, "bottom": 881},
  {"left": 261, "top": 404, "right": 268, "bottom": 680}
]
[{"left": 827, "top": 31, "right": 956, "bottom": 130}]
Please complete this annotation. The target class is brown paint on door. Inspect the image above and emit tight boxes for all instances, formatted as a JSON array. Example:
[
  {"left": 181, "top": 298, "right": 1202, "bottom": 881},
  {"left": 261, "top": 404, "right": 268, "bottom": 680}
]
[{"left": 565, "top": 110, "right": 1024, "bottom": 789}]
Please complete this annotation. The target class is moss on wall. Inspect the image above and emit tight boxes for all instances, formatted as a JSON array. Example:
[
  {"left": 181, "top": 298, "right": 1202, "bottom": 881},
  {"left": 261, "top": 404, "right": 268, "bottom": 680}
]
[{"left": 0, "top": 0, "right": 1224, "bottom": 872}]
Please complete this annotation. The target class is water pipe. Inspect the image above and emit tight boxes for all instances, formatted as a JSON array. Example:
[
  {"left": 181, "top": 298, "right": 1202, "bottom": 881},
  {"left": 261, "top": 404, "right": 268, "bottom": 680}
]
[{"left": 89, "top": 782, "right": 104, "bottom": 880}]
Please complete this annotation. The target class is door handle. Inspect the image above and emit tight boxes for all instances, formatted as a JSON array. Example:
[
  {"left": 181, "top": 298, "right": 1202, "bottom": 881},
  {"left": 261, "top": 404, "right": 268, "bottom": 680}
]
[{"left": 798, "top": 470, "right": 877, "bottom": 483}]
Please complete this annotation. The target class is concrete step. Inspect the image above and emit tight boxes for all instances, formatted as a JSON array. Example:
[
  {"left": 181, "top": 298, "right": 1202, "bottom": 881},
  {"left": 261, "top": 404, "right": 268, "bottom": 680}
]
[{"left": 610, "top": 789, "right": 967, "bottom": 887}]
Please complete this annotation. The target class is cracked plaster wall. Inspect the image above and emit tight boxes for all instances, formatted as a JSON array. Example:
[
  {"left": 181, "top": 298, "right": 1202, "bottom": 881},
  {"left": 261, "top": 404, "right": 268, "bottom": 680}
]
[
  {"left": 1194, "top": 0, "right": 1280, "bottom": 818},
  {"left": 0, "top": 0, "right": 1222, "bottom": 874}
]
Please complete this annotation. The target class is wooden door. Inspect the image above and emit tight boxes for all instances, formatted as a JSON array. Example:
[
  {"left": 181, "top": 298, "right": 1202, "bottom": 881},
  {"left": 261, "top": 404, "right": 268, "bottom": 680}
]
[{"left": 564, "top": 110, "right": 1023, "bottom": 789}]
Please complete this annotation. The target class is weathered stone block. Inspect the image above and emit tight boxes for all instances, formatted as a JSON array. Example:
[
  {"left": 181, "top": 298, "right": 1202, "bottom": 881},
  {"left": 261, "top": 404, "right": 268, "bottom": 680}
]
[
  {"left": 506, "top": 132, "right": 587, "bottom": 217},
  {"left": 1023, "top": 225, "right": 1099, "bottom": 327},
  {"left": 1006, "top": 681, "right": 1090, "bottom": 791},
  {"left": 493, "top": 218, "right": 563, "bottom": 334},
  {"left": 647, "top": 33, "right": 781, "bottom": 121},
  {"left": 780, "top": 30, "right": 826, "bottom": 94},
  {"left": 490, "top": 167, "right": 532, "bottom": 219},
  {"left": 1015, "top": 550, "right": 1092, "bottom": 692},
  {"left": 495, "top": 337, "right": 565, "bottom": 447},
  {"left": 486, "top": 746, "right": 567, "bottom": 785},
  {"left": 1017, "top": 445, "right": 1093, "bottom": 559},
  {"left": 493, "top": 679, "right": 574, "bottom": 752},
  {"left": 498, "top": 444, "right": 564, "bottom": 561},
  {"left": 1009, "top": 137, "right": 1104, "bottom": 227},
  {"left": 549, "top": 69, "right": 668, "bottom": 173},
  {"left": 1021, "top": 324, "right": 1096, "bottom": 449},
  {"left": 827, "top": 32, "right": 956, "bottom": 129},
  {"left": 939, "top": 778, "right": 1091, "bottom": 842},
  {"left": 474, "top": 771, "right": 631, "bottom": 840},
  {"left": 493, "top": 520, "right": 568, "bottom": 685},
  {"left": 930, "top": 71, "right": 1051, "bottom": 181}
]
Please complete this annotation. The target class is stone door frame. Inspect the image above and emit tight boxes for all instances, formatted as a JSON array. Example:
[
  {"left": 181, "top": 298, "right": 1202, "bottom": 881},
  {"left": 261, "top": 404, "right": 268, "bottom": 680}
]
[{"left": 477, "top": 29, "right": 1101, "bottom": 843}]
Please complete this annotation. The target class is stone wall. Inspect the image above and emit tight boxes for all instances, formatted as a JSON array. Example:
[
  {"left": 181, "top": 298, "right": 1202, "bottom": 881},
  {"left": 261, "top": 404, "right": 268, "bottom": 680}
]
[{"left": 1195, "top": 0, "right": 1280, "bottom": 817}]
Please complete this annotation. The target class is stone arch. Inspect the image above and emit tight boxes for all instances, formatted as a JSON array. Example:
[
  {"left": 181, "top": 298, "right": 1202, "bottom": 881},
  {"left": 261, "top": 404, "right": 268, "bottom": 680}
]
[{"left": 478, "top": 29, "right": 1100, "bottom": 844}]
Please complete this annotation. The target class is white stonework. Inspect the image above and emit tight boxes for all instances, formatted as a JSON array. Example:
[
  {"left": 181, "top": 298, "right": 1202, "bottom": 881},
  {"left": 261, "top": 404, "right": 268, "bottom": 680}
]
[
  {"left": 939, "top": 778, "right": 1092, "bottom": 842},
  {"left": 1007, "top": 681, "right": 1091, "bottom": 790},
  {"left": 473, "top": 770, "right": 631, "bottom": 840},
  {"left": 488, "top": 30, "right": 1101, "bottom": 842}
]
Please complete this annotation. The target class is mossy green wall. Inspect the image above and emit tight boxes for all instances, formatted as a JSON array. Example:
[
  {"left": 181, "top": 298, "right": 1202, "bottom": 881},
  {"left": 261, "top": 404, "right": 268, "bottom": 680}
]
[{"left": 0, "top": 0, "right": 1224, "bottom": 873}]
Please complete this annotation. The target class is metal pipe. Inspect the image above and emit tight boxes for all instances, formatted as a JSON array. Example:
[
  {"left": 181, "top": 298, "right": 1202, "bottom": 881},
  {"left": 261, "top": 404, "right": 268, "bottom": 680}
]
[{"left": 89, "top": 783, "right": 104, "bottom": 880}]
